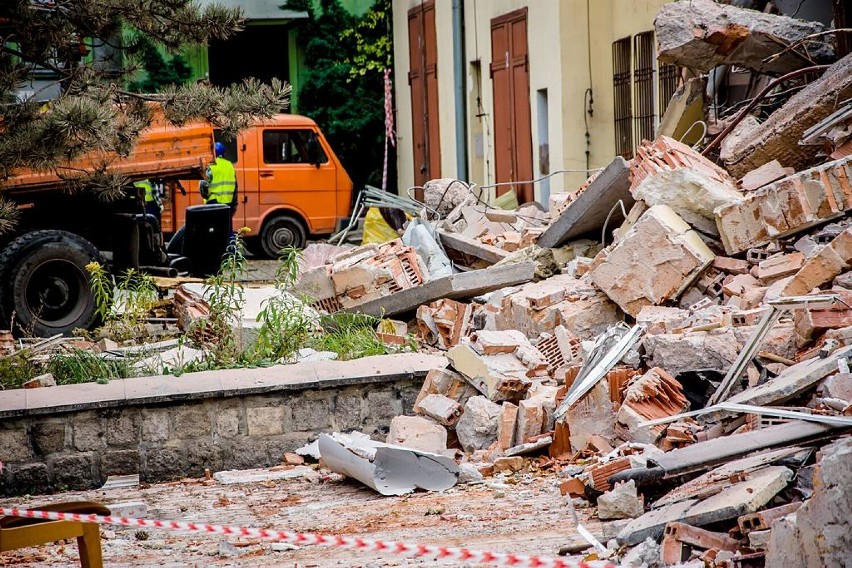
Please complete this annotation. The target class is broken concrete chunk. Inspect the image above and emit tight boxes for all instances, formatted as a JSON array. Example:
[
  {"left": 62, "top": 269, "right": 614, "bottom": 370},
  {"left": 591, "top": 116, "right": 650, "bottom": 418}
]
[
  {"left": 757, "top": 253, "right": 805, "bottom": 283},
  {"left": 617, "top": 466, "right": 793, "bottom": 545},
  {"left": 414, "top": 394, "right": 463, "bottom": 426},
  {"left": 631, "top": 167, "right": 743, "bottom": 237},
  {"left": 597, "top": 480, "right": 644, "bottom": 520},
  {"left": 447, "top": 341, "right": 536, "bottom": 402},
  {"left": 655, "top": 0, "right": 834, "bottom": 74},
  {"left": 564, "top": 380, "right": 617, "bottom": 452},
  {"left": 423, "top": 178, "right": 480, "bottom": 217},
  {"left": 497, "top": 402, "right": 519, "bottom": 450},
  {"left": 590, "top": 205, "right": 715, "bottom": 317},
  {"left": 658, "top": 77, "right": 705, "bottom": 146},
  {"left": 318, "top": 433, "right": 458, "bottom": 496},
  {"left": 22, "top": 373, "right": 56, "bottom": 389},
  {"left": 386, "top": 415, "right": 447, "bottom": 453},
  {"left": 455, "top": 396, "right": 501, "bottom": 453},
  {"left": 766, "top": 437, "right": 852, "bottom": 567},
  {"left": 537, "top": 157, "right": 633, "bottom": 248},
  {"left": 721, "top": 53, "right": 852, "bottom": 179}
]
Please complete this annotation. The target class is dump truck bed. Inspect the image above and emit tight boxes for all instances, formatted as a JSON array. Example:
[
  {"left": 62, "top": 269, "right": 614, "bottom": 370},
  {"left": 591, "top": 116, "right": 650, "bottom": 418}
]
[{"left": 1, "top": 119, "right": 214, "bottom": 194}]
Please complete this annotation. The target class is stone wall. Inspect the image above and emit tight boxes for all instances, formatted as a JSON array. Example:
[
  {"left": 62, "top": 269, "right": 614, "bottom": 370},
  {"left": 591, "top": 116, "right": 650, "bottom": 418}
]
[{"left": 0, "top": 354, "right": 442, "bottom": 496}]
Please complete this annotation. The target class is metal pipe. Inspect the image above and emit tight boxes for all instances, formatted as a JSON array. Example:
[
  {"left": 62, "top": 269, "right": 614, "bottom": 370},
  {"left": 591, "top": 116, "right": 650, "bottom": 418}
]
[
  {"left": 140, "top": 265, "right": 179, "bottom": 278},
  {"left": 452, "top": 0, "right": 468, "bottom": 181},
  {"left": 702, "top": 64, "right": 831, "bottom": 156}
]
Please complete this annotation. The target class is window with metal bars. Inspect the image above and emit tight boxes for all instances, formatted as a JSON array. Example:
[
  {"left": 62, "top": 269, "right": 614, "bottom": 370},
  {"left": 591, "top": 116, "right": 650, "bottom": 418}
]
[
  {"left": 658, "top": 62, "right": 681, "bottom": 118},
  {"left": 612, "top": 36, "right": 633, "bottom": 159},
  {"left": 633, "top": 31, "right": 655, "bottom": 148}
]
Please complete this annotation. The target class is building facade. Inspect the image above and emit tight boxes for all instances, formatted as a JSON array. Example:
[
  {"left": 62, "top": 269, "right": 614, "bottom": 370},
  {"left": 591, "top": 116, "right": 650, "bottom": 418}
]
[{"left": 392, "top": 0, "right": 674, "bottom": 205}]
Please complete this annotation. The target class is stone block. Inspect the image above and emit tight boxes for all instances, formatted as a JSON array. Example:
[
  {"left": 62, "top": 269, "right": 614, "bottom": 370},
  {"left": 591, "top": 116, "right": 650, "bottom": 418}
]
[
  {"left": 52, "top": 454, "right": 94, "bottom": 491},
  {"left": 185, "top": 441, "right": 224, "bottom": 476},
  {"left": 246, "top": 406, "right": 286, "bottom": 436},
  {"left": 590, "top": 205, "right": 714, "bottom": 317},
  {"left": 597, "top": 480, "right": 644, "bottom": 520},
  {"left": 386, "top": 415, "right": 447, "bottom": 453},
  {"left": 216, "top": 407, "right": 242, "bottom": 437},
  {"left": 72, "top": 412, "right": 105, "bottom": 451},
  {"left": 31, "top": 420, "right": 67, "bottom": 455},
  {"left": 143, "top": 447, "right": 186, "bottom": 483},
  {"left": 100, "top": 450, "right": 141, "bottom": 477},
  {"left": 141, "top": 408, "right": 171, "bottom": 443},
  {"left": 0, "top": 428, "right": 31, "bottom": 462},
  {"left": 365, "top": 389, "right": 402, "bottom": 424},
  {"left": 455, "top": 396, "right": 501, "bottom": 453},
  {"left": 173, "top": 405, "right": 211, "bottom": 439},
  {"left": 7, "top": 462, "right": 50, "bottom": 496},
  {"left": 105, "top": 408, "right": 140, "bottom": 446},
  {"left": 333, "top": 393, "right": 364, "bottom": 431}
]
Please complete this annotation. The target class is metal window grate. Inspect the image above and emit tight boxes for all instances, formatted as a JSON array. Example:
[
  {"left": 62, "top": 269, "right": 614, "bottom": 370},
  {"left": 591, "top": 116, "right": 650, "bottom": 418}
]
[
  {"left": 612, "top": 36, "right": 633, "bottom": 159},
  {"left": 633, "top": 31, "right": 655, "bottom": 149},
  {"left": 658, "top": 62, "right": 681, "bottom": 119}
]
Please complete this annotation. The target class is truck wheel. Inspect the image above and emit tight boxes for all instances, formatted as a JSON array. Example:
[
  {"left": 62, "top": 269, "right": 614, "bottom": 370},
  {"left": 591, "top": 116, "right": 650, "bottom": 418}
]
[
  {"left": 166, "top": 226, "right": 186, "bottom": 256},
  {"left": 0, "top": 230, "right": 104, "bottom": 337},
  {"left": 260, "top": 215, "right": 306, "bottom": 258}
]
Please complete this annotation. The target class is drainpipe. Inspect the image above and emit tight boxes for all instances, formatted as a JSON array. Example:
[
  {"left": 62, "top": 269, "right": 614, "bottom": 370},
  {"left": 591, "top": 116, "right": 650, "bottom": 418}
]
[{"left": 452, "top": 0, "right": 469, "bottom": 181}]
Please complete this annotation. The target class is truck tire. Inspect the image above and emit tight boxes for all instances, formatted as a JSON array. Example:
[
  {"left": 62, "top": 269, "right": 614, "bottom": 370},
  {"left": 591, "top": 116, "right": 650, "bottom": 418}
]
[
  {"left": 260, "top": 214, "right": 307, "bottom": 258},
  {"left": 0, "top": 230, "right": 104, "bottom": 337},
  {"left": 166, "top": 225, "right": 186, "bottom": 256}
]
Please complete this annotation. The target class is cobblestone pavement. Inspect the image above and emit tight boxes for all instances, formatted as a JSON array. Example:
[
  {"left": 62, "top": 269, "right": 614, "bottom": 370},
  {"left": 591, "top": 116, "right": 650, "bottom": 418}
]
[{"left": 0, "top": 466, "right": 596, "bottom": 567}]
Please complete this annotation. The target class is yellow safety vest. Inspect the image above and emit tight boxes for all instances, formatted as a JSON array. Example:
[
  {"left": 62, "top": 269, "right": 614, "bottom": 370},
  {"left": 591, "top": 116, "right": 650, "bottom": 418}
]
[
  {"left": 134, "top": 179, "right": 156, "bottom": 203},
  {"left": 206, "top": 157, "right": 237, "bottom": 205}
]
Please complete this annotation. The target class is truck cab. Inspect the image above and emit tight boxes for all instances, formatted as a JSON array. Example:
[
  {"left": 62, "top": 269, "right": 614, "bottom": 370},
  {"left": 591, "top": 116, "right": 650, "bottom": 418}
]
[{"left": 163, "top": 114, "right": 353, "bottom": 257}]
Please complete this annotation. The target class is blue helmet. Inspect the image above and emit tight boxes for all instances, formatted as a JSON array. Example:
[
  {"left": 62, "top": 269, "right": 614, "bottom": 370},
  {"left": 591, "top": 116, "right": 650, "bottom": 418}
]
[{"left": 214, "top": 142, "right": 226, "bottom": 157}]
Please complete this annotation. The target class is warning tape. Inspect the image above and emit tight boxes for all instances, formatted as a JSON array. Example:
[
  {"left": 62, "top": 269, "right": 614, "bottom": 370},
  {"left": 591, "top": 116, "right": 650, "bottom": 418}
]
[{"left": 0, "top": 507, "right": 615, "bottom": 567}]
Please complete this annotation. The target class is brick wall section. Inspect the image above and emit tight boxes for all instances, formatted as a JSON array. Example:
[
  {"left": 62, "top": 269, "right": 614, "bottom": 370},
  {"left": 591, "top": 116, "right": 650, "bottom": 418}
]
[{"left": 0, "top": 354, "right": 441, "bottom": 496}]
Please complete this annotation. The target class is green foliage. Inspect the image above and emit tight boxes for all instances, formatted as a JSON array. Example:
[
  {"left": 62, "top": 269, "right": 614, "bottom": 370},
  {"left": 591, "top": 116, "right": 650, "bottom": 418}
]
[
  {"left": 47, "top": 349, "right": 135, "bottom": 385},
  {"left": 289, "top": 0, "right": 392, "bottom": 188},
  {"left": 86, "top": 262, "right": 159, "bottom": 342},
  {"left": 0, "top": 353, "right": 41, "bottom": 390},
  {"left": 310, "top": 312, "right": 394, "bottom": 360},
  {"left": 126, "top": 36, "right": 193, "bottom": 93}
]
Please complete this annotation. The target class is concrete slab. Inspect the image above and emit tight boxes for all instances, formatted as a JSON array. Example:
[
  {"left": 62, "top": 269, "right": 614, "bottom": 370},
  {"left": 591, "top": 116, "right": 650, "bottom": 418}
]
[
  {"left": 537, "top": 157, "right": 633, "bottom": 248},
  {"left": 346, "top": 262, "right": 536, "bottom": 318}
]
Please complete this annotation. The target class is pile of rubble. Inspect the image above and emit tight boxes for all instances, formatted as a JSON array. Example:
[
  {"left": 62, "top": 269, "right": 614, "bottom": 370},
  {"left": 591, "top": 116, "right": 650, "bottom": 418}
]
[{"left": 282, "top": 5, "right": 852, "bottom": 565}]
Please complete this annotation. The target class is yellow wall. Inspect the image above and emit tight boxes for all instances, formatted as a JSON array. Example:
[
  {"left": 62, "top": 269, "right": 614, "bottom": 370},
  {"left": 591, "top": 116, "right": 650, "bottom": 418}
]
[{"left": 393, "top": 0, "right": 671, "bottom": 202}]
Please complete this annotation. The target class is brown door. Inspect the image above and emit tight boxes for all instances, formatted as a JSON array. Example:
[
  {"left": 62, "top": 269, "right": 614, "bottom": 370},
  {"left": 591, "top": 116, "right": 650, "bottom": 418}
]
[
  {"left": 408, "top": 1, "right": 441, "bottom": 192},
  {"left": 490, "top": 8, "right": 533, "bottom": 202}
]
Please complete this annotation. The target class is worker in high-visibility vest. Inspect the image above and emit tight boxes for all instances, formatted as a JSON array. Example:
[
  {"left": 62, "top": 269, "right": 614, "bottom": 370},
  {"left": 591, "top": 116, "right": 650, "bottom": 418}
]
[
  {"left": 134, "top": 179, "right": 162, "bottom": 221},
  {"left": 200, "top": 142, "right": 238, "bottom": 219}
]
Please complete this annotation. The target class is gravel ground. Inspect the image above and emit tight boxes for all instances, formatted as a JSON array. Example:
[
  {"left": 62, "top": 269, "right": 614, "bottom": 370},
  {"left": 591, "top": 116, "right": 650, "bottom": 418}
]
[{"left": 0, "top": 466, "right": 601, "bottom": 567}]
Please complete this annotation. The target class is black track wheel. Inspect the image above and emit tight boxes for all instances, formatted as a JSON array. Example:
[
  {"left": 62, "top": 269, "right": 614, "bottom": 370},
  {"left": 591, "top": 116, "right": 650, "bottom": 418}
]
[
  {"left": 0, "top": 230, "right": 105, "bottom": 337},
  {"left": 259, "top": 215, "right": 307, "bottom": 258}
]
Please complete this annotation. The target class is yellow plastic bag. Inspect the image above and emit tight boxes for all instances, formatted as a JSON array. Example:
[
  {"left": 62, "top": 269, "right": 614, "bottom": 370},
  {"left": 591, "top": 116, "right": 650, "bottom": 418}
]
[{"left": 361, "top": 207, "right": 400, "bottom": 244}]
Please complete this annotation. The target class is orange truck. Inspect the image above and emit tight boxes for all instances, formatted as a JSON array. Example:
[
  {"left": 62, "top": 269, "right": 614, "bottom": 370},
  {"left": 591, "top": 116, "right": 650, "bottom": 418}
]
[
  {"left": 0, "top": 114, "right": 353, "bottom": 336},
  {"left": 163, "top": 114, "right": 353, "bottom": 257}
]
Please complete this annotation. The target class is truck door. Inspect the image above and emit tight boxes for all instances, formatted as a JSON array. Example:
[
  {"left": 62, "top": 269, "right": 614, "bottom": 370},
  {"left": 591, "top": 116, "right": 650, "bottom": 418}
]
[{"left": 257, "top": 127, "right": 338, "bottom": 234}]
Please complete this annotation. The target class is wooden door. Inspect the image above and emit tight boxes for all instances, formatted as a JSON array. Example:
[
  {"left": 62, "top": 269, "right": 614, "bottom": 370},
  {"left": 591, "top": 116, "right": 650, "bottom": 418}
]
[
  {"left": 490, "top": 9, "right": 533, "bottom": 202},
  {"left": 408, "top": 0, "right": 441, "bottom": 192}
]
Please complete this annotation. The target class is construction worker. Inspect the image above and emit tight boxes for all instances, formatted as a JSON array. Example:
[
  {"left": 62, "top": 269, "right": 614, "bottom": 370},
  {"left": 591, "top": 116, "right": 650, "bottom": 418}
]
[
  {"left": 134, "top": 179, "right": 162, "bottom": 222},
  {"left": 200, "top": 141, "right": 238, "bottom": 218}
]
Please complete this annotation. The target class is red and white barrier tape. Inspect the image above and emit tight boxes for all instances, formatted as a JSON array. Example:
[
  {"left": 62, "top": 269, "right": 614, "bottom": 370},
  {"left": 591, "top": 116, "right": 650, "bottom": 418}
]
[{"left": 0, "top": 506, "right": 614, "bottom": 567}]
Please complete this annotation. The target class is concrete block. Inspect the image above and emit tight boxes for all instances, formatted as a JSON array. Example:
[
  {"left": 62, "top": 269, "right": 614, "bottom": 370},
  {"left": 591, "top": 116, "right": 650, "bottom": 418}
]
[
  {"left": 386, "top": 415, "right": 447, "bottom": 453},
  {"left": 597, "top": 480, "right": 644, "bottom": 520},
  {"left": 656, "top": 0, "right": 834, "bottom": 74},
  {"left": 538, "top": 157, "right": 633, "bottom": 247},
  {"left": 455, "top": 396, "right": 501, "bottom": 453},
  {"left": 590, "top": 205, "right": 715, "bottom": 317},
  {"left": 414, "top": 394, "right": 462, "bottom": 426}
]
